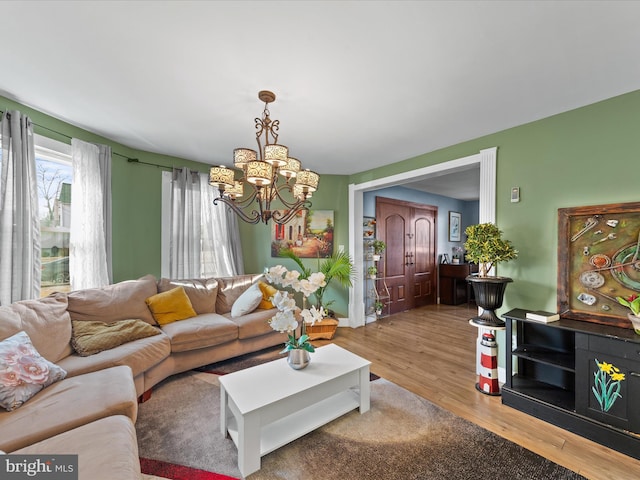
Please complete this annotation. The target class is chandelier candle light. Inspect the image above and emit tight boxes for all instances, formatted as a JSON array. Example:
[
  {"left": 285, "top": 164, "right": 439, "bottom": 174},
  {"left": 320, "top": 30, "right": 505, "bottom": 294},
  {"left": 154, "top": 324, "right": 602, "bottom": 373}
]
[{"left": 209, "top": 90, "right": 320, "bottom": 225}]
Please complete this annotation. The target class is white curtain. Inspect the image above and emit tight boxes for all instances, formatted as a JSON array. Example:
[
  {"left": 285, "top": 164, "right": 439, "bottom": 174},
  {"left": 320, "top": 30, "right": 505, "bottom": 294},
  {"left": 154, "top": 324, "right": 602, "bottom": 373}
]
[
  {"left": 0, "top": 110, "right": 40, "bottom": 304},
  {"left": 167, "top": 168, "right": 243, "bottom": 279},
  {"left": 169, "top": 168, "right": 202, "bottom": 278},
  {"left": 199, "top": 172, "right": 244, "bottom": 277},
  {"left": 70, "top": 138, "right": 112, "bottom": 290}
]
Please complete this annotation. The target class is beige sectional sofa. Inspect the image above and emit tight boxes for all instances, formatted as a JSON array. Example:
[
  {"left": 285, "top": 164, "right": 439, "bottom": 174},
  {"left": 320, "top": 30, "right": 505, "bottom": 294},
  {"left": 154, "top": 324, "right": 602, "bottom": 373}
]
[{"left": 0, "top": 273, "right": 284, "bottom": 479}]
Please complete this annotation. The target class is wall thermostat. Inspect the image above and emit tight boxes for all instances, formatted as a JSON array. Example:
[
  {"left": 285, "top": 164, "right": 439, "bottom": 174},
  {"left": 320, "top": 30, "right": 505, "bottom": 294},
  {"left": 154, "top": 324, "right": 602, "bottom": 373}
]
[{"left": 511, "top": 187, "right": 520, "bottom": 203}]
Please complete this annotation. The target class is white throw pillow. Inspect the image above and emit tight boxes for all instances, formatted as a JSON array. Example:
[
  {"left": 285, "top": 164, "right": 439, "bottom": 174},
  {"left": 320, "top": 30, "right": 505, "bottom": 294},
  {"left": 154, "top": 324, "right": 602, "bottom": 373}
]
[{"left": 230, "top": 283, "right": 263, "bottom": 318}]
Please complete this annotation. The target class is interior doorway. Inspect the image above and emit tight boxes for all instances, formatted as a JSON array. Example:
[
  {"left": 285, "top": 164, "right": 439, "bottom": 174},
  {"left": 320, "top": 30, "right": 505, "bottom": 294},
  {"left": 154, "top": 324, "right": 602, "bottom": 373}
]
[{"left": 347, "top": 147, "right": 497, "bottom": 328}]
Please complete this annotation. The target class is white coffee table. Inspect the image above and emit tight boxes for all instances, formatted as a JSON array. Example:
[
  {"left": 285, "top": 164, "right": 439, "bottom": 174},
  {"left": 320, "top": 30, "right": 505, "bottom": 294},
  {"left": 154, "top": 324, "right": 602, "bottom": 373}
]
[{"left": 219, "top": 343, "right": 371, "bottom": 477}]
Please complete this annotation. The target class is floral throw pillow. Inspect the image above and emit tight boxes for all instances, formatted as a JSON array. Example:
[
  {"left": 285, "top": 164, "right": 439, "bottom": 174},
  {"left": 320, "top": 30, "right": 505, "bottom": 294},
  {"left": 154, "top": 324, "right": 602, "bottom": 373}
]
[{"left": 0, "top": 331, "right": 67, "bottom": 411}]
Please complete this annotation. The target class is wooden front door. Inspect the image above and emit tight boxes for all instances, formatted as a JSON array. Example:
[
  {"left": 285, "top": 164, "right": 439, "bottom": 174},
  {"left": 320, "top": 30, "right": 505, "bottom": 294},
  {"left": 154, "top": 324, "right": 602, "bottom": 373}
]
[{"left": 376, "top": 197, "right": 437, "bottom": 314}]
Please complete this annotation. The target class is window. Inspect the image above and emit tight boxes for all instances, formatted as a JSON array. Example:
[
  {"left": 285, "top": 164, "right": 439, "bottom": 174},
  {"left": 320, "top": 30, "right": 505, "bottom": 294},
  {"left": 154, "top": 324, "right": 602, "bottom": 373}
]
[
  {"left": 35, "top": 135, "right": 73, "bottom": 296},
  {"left": 160, "top": 170, "right": 241, "bottom": 278}
]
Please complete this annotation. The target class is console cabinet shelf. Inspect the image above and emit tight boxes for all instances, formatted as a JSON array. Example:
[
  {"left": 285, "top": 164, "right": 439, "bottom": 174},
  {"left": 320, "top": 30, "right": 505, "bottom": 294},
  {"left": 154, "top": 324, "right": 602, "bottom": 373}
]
[
  {"left": 502, "top": 309, "right": 640, "bottom": 460},
  {"left": 512, "top": 345, "right": 575, "bottom": 372}
]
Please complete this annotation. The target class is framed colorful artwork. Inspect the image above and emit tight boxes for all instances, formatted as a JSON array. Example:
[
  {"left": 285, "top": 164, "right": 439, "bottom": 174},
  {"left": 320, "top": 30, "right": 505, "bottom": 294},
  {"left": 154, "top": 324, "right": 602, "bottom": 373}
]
[
  {"left": 558, "top": 201, "right": 640, "bottom": 328},
  {"left": 449, "top": 211, "right": 461, "bottom": 242},
  {"left": 271, "top": 210, "right": 334, "bottom": 258}
]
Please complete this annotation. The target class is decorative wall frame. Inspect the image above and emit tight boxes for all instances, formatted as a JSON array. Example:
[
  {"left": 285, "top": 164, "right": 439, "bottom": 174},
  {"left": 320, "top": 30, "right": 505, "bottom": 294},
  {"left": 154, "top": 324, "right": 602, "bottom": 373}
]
[
  {"left": 363, "top": 217, "right": 376, "bottom": 239},
  {"left": 271, "top": 209, "right": 334, "bottom": 258},
  {"left": 449, "top": 211, "right": 461, "bottom": 242},
  {"left": 558, "top": 201, "right": 640, "bottom": 328}
]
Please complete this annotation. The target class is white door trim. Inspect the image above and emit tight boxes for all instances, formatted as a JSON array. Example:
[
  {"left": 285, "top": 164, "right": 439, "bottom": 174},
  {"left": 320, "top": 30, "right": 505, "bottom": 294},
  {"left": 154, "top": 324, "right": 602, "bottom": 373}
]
[{"left": 346, "top": 147, "right": 497, "bottom": 328}]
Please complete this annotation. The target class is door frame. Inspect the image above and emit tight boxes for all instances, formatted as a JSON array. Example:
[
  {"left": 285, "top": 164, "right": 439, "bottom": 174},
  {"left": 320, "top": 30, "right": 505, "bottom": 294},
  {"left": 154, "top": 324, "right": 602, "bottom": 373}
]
[{"left": 346, "top": 147, "right": 497, "bottom": 328}]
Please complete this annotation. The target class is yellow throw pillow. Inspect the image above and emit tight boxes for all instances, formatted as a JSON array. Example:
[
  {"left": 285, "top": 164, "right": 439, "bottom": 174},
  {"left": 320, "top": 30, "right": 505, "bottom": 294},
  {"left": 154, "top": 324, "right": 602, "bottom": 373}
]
[
  {"left": 145, "top": 286, "right": 197, "bottom": 326},
  {"left": 258, "top": 281, "right": 278, "bottom": 309}
]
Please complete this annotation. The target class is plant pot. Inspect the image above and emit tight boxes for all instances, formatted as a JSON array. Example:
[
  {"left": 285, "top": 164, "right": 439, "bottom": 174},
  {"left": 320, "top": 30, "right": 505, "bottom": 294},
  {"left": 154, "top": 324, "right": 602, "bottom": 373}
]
[
  {"left": 466, "top": 276, "right": 513, "bottom": 327},
  {"left": 372, "top": 254, "right": 381, "bottom": 261},
  {"left": 305, "top": 318, "right": 339, "bottom": 340},
  {"left": 628, "top": 313, "right": 640, "bottom": 335},
  {"left": 287, "top": 349, "right": 310, "bottom": 370}
]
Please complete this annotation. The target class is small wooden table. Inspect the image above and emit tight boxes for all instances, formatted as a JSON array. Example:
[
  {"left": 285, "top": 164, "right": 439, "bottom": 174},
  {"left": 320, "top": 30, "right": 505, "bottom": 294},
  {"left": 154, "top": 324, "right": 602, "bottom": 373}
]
[
  {"left": 219, "top": 344, "right": 371, "bottom": 477},
  {"left": 439, "top": 263, "right": 478, "bottom": 305}
]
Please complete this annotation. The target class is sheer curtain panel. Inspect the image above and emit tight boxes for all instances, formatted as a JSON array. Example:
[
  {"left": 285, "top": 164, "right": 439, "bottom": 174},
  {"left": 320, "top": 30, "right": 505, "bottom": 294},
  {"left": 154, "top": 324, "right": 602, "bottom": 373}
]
[
  {"left": 200, "top": 172, "right": 244, "bottom": 277},
  {"left": 0, "top": 111, "right": 40, "bottom": 303},
  {"left": 70, "top": 139, "right": 112, "bottom": 290},
  {"left": 169, "top": 168, "right": 202, "bottom": 278}
]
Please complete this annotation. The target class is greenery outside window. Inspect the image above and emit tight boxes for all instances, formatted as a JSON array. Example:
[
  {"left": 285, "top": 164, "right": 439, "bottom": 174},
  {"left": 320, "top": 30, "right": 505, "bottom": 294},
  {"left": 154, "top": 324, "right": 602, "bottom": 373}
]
[{"left": 34, "top": 135, "right": 73, "bottom": 296}]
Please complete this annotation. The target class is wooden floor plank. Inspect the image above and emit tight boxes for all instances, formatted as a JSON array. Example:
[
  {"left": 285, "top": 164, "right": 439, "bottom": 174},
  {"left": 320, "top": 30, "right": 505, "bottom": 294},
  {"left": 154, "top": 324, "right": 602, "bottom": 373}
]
[{"left": 318, "top": 304, "right": 640, "bottom": 479}]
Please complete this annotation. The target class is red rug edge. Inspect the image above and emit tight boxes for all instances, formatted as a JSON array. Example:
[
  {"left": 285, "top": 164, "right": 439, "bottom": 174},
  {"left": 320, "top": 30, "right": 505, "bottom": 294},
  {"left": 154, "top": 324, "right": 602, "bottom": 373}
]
[{"left": 140, "top": 457, "right": 239, "bottom": 480}]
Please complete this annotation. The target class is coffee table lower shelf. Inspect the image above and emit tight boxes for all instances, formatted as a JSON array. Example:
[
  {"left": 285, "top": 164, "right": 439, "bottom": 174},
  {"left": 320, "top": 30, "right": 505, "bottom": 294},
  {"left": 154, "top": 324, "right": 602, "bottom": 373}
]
[{"left": 226, "top": 389, "right": 360, "bottom": 457}]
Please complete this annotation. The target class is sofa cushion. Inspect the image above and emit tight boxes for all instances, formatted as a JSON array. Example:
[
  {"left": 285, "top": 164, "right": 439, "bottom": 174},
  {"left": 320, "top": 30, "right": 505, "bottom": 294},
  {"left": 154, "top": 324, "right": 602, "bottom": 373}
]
[
  {"left": 71, "top": 319, "right": 161, "bottom": 356},
  {"left": 67, "top": 274, "right": 158, "bottom": 326},
  {"left": 145, "top": 287, "right": 197, "bottom": 326},
  {"left": 225, "top": 308, "right": 280, "bottom": 340},
  {"left": 215, "top": 274, "right": 265, "bottom": 314},
  {"left": 231, "top": 282, "right": 263, "bottom": 318},
  {"left": 257, "top": 281, "right": 278, "bottom": 309},
  {"left": 12, "top": 415, "right": 141, "bottom": 480},
  {"left": 0, "top": 331, "right": 67, "bottom": 412},
  {"left": 0, "top": 293, "right": 72, "bottom": 363},
  {"left": 0, "top": 365, "right": 137, "bottom": 453},
  {"left": 159, "top": 313, "right": 239, "bottom": 353},
  {"left": 158, "top": 277, "right": 218, "bottom": 314},
  {"left": 57, "top": 332, "right": 171, "bottom": 379}
]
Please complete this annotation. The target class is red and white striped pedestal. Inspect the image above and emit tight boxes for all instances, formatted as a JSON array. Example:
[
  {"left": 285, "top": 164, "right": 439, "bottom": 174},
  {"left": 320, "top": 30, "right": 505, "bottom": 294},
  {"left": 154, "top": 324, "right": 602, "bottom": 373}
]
[{"left": 469, "top": 320, "right": 505, "bottom": 396}]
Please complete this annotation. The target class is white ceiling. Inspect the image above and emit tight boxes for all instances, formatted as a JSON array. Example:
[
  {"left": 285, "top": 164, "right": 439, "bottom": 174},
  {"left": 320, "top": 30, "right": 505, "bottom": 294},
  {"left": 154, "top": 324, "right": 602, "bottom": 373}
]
[
  {"left": 403, "top": 167, "right": 481, "bottom": 201},
  {"left": 2, "top": 1, "right": 640, "bottom": 198}
]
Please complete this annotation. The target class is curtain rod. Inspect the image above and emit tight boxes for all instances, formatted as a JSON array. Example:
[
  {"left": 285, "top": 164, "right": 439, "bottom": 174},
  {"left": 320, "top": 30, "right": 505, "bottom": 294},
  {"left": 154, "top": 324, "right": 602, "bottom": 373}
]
[
  {"left": 1, "top": 108, "right": 137, "bottom": 162},
  {"left": 126, "top": 158, "right": 173, "bottom": 170}
]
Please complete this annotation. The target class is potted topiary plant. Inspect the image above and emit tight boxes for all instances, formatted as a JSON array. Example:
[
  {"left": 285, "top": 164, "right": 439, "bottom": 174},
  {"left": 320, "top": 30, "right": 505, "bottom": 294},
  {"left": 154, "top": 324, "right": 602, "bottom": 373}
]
[
  {"left": 464, "top": 223, "right": 518, "bottom": 327},
  {"left": 374, "top": 300, "right": 384, "bottom": 315},
  {"left": 370, "top": 239, "right": 386, "bottom": 261},
  {"left": 367, "top": 265, "right": 378, "bottom": 279}
]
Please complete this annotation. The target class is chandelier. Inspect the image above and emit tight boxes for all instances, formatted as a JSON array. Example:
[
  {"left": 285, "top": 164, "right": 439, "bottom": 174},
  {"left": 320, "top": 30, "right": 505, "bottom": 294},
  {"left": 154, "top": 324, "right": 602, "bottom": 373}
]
[{"left": 209, "top": 90, "right": 320, "bottom": 225}]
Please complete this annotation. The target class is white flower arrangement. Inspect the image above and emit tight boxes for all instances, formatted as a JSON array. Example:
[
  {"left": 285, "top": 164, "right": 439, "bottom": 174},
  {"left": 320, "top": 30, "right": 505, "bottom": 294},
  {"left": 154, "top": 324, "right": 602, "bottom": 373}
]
[{"left": 265, "top": 265, "right": 327, "bottom": 352}]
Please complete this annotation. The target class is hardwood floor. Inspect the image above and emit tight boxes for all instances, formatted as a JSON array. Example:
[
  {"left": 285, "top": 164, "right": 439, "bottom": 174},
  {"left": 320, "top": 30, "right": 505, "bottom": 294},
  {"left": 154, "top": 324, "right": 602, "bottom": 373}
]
[{"left": 319, "top": 304, "right": 640, "bottom": 480}]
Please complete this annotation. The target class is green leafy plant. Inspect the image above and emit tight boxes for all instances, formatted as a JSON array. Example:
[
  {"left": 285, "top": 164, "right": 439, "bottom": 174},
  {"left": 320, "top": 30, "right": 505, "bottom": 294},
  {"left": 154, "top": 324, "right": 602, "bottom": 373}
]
[
  {"left": 463, "top": 223, "right": 518, "bottom": 277},
  {"left": 278, "top": 249, "right": 355, "bottom": 313},
  {"left": 367, "top": 266, "right": 377, "bottom": 277},
  {"left": 370, "top": 239, "right": 386, "bottom": 255},
  {"left": 374, "top": 301, "right": 384, "bottom": 312},
  {"left": 616, "top": 293, "right": 640, "bottom": 316}
]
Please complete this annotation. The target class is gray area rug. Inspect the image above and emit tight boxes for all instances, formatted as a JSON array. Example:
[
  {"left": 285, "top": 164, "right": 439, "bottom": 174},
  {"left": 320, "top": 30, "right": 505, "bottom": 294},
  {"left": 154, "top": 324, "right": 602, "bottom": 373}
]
[{"left": 136, "top": 366, "right": 585, "bottom": 480}]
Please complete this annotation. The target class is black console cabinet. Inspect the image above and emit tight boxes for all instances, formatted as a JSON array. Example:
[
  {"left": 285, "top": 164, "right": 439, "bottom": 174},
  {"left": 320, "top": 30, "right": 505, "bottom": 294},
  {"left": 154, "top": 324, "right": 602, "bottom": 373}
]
[{"left": 502, "top": 309, "right": 640, "bottom": 460}]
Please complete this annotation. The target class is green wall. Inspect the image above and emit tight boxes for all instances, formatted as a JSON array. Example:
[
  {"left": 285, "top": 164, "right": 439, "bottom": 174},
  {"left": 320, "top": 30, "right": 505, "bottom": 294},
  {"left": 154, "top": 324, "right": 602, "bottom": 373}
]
[
  {"left": 5, "top": 89, "right": 639, "bottom": 320},
  {"left": 1, "top": 94, "right": 351, "bottom": 313},
  {"left": 239, "top": 175, "right": 351, "bottom": 315},
  {"left": 1, "top": 95, "right": 212, "bottom": 282},
  {"left": 349, "top": 89, "right": 640, "bottom": 316}
]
